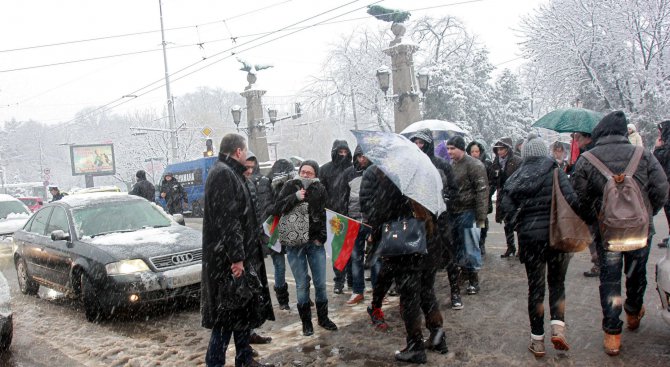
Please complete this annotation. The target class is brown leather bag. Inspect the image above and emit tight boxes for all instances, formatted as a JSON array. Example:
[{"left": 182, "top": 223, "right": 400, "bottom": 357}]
[{"left": 550, "top": 168, "right": 592, "bottom": 252}]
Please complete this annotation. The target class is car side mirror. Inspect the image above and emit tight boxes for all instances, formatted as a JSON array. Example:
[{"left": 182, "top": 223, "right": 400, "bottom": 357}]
[
  {"left": 173, "top": 214, "right": 186, "bottom": 226},
  {"left": 51, "top": 230, "right": 71, "bottom": 242}
]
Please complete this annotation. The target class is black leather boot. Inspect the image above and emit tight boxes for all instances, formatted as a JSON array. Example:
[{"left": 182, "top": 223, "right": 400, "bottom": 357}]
[
  {"left": 274, "top": 284, "right": 290, "bottom": 310},
  {"left": 297, "top": 303, "right": 313, "bottom": 336},
  {"left": 424, "top": 328, "right": 448, "bottom": 354},
  {"left": 500, "top": 246, "right": 516, "bottom": 258},
  {"left": 315, "top": 301, "right": 338, "bottom": 331},
  {"left": 395, "top": 338, "right": 427, "bottom": 364}
]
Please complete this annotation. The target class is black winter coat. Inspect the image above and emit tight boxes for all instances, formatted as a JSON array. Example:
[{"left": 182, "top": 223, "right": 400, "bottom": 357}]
[
  {"left": 501, "top": 156, "right": 579, "bottom": 263},
  {"left": 654, "top": 122, "right": 670, "bottom": 196},
  {"left": 359, "top": 165, "right": 431, "bottom": 267},
  {"left": 160, "top": 177, "right": 188, "bottom": 214},
  {"left": 273, "top": 178, "right": 328, "bottom": 245},
  {"left": 492, "top": 153, "right": 522, "bottom": 222},
  {"left": 130, "top": 178, "right": 155, "bottom": 202},
  {"left": 319, "top": 140, "right": 353, "bottom": 214},
  {"left": 572, "top": 135, "right": 668, "bottom": 227},
  {"left": 201, "top": 154, "right": 274, "bottom": 330}
]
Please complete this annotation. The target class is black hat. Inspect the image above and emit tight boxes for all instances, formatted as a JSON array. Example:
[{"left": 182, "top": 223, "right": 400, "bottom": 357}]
[
  {"left": 592, "top": 111, "right": 628, "bottom": 140},
  {"left": 299, "top": 160, "right": 320, "bottom": 176},
  {"left": 446, "top": 136, "right": 466, "bottom": 151}
]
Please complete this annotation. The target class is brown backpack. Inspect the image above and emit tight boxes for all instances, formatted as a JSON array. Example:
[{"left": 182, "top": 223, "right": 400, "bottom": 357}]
[
  {"left": 581, "top": 146, "right": 648, "bottom": 252},
  {"left": 550, "top": 168, "right": 592, "bottom": 252}
]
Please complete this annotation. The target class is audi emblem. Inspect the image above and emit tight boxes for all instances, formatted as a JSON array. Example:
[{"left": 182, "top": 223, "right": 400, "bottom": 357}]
[{"left": 172, "top": 253, "right": 194, "bottom": 265}]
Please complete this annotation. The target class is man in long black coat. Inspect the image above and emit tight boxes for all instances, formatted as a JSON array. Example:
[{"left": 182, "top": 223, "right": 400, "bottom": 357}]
[
  {"left": 129, "top": 170, "right": 155, "bottom": 202},
  {"left": 201, "top": 134, "right": 275, "bottom": 367}
]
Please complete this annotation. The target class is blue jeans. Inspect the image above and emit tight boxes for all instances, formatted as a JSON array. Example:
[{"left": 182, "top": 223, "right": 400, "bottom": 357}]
[
  {"left": 286, "top": 242, "right": 328, "bottom": 305},
  {"left": 206, "top": 328, "right": 251, "bottom": 367},
  {"left": 450, "top": 210, "right": 482, "bottom": 272},
  {"left": 270, "top": 251, "right": 286, "bottom": 288},
  {"left": 350, "top": 226, "right": 370, "bottom": 294},
  {"left": 597, "top": 234, "right": 652, "bottom": 335}
]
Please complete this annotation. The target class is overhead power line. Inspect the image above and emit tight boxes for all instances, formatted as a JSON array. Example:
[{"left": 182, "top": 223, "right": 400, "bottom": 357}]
[
  {"left": 0, "top": 0, "right": 294, "bottom": 54},
  {"left": 38, "top": 0, "right": 489, "bottom": 126},
  {"left": 1, "top": 1, "right": 489, "bottom": 74},
  {"left": 51, "top": 0, "right": 370, "bottom": 128}
]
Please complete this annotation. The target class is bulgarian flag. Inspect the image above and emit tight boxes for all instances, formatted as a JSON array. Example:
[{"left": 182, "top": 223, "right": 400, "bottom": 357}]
[
  {"left": 262, "top": 215, "right": 282, "bottom": 253},
  {"left": 325, "top": 209, "right": 362, "bottom": 271}
]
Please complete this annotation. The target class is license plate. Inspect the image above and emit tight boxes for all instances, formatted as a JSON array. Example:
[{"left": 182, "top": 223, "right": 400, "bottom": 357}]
[{"left": 165, "top": 264, "right": 201, "bottom": 289}]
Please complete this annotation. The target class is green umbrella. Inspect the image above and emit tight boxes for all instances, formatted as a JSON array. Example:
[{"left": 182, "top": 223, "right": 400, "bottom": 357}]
[{"left": 532, "top": 108, "right": 604, "bottom": 134}]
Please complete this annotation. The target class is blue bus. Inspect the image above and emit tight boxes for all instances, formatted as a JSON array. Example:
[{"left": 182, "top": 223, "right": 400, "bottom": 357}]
[{"left": 155, "top": 156, "right": 217, "bottom": 217}]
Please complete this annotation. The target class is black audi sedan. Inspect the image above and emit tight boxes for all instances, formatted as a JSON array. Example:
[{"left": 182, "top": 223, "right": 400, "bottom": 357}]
[{"left": 12, "top": 193, "right": 202, "bottom": 321}]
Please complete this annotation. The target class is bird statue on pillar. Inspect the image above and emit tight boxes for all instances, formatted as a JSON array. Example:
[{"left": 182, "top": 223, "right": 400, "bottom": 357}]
[
  {"left": 366, "top": 5, "right": 411, "bottom": 23},
  {"left": 236, "top": 57, "right": 274, "bottom": 90}
]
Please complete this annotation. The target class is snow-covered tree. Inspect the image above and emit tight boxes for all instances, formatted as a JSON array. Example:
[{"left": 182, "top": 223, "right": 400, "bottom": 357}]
[{"left": 520, "top": 0, "right": 670, "bottom": 143}]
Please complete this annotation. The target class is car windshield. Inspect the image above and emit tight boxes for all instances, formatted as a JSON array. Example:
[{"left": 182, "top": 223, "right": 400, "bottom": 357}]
[
  {"left": 0, "top": 201, "right": 31, "bottom": 219},
  {"left": 19, "top": 198, "right": 37, "bottom": 206},
  {"left": 72, "top": 200, "right": 172, "bottom": 238}
]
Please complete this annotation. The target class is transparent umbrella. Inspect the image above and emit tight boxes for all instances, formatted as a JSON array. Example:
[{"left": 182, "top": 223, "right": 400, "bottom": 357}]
[{"left": 352, "top": 130, "right": 446, "bottom": 215}]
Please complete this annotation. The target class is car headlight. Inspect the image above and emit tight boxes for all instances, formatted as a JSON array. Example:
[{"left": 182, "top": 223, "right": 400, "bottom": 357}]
[{"left": 105, "top": 259, "right": 150, "bottom": 275}]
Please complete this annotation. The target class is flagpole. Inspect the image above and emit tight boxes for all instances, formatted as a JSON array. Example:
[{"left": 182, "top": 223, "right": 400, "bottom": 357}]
[{"left": 325, "top": 208, "right": 372, "bottom": 228}]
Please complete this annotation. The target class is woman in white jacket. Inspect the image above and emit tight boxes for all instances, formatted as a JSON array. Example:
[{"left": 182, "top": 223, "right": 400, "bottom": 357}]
[{"left": 628, "top": 123, "right": 644, "bottom": 146}]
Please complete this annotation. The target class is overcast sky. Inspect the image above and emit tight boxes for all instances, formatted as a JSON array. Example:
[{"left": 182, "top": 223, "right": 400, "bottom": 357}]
[{"left": 0, "top": 0, "right": 544, "bottom": 125}]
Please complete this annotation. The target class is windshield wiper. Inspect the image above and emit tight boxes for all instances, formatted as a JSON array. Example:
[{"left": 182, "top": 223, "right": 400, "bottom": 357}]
[
  {"left": 142, "top": 224, "right": 170, "bottom": 229},
  {"left": 90, "top": 229, "right": 138, "bottom": 238}
]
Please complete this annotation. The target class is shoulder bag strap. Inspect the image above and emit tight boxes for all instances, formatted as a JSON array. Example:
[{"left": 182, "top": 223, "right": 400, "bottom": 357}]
[
  {"left": 581, "top": 151, "right": 614, "bottom": 179},
  {"left": 623, "top": 146, "right": 644, "bottom": 176}
]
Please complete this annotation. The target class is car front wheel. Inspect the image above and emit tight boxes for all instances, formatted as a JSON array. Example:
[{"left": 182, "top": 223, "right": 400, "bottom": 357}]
[
  {"left": 81, "top": 274, "right": 107, "bottom": 322},
  {"left": 15, "top": 257, "right": 39, "bottom": 295}
]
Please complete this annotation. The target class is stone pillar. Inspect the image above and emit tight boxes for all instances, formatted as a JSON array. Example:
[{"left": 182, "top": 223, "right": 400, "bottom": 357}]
[
  {"left": 240, "top": 89, "right": 270, "bottom": 162},
  {"left": 383, "top": 23, "right": 421, "bottom": 133}
]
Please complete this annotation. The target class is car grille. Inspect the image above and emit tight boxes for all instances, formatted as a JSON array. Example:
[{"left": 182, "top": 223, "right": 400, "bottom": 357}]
[
  {"left": 149, "top": 249, "right": 202, "bottom": 270},
  {"left": 141, "top": 283, "right": 201, "bottom": 302}
]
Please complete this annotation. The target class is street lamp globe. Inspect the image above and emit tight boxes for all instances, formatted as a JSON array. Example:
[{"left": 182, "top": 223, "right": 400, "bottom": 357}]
[
  {"left": 417, "top": 69, "right": 430, "bottom": 95},
  {"left": 376, "top": 66, "right": 391, "bottom": 94},
  {"left": 230, "top": 105, "right": 242, "bottom": 126}
]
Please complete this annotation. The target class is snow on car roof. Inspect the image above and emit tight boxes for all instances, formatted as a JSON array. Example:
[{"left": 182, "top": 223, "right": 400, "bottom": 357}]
[
  {"left": 58, "top": 192, "right": 136, "bottom": 208},
  {"left": 0, "top": 194, "right": 21, "bottom": 202}
]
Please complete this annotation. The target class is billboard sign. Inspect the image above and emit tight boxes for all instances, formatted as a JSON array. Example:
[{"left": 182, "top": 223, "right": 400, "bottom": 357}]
[{"left": 69, "top": 144, "right": 116, "bottom": 176}]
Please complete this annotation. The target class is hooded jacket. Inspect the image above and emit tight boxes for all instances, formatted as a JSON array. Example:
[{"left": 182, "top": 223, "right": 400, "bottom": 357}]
[
  {"left": 491, "top": 137, "right": 522, "bottom": 222},
  {"left": 160, "top": 174, "right": 188, "bottom": 214},
  {"left": 129, "top": 170, "right": 156, "bottom": 202},
  {"left": 201, "top": 153, "right": 275, "bottom": 330},
  {"left": 256, "top": 159, "right": 295, "bottom": 222},
  {"left": 501, "top": 156, "right": 579, "bottom": 263},
  {"left": 319, "top": 140, "right": 353, "bottom": 214},
  {"left": 409, "top": 129, "right": 459, "bottom": 203},
  {"left": 653, "top": 120, "right": 670, "bottom": 189},
  {"left": 466, "top": 141, "right": 495, "bottom": 214},
  {"left": 572, "top": 113, "right": 668, "bottom": 227},
  {"left": 342, "top": 145, "right": 370, "bottom": 220}
]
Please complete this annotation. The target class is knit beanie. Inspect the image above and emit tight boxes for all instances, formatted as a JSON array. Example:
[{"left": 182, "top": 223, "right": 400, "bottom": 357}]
[
  {"left": 299, "top": 160, "right": 320, "bottom": 177},
  {"left": 446, "top": 135, "right": 466, "bottom": 151},
  {"left": 521, "top": 136, "right": 548, "bottom": 159}
]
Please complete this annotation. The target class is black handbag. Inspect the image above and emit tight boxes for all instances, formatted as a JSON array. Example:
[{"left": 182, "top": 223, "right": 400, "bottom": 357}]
[
  {"left": 216, "top": 266, "right": 263, "bottom": 311},
  {"left": 377, "top": 218, "right": 428, "bottom": 257}
]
